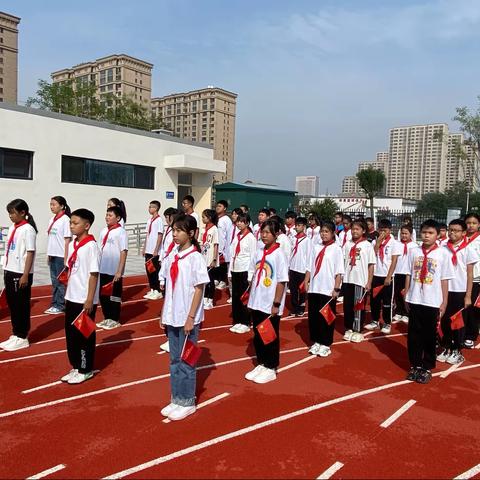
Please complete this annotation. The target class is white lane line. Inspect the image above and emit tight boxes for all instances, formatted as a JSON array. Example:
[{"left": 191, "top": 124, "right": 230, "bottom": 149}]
[
  {"left": 26, "top": 464, "right": 66, "bottom": 479},
  {"left": 156, "top": 339, "right": 205, "bottom": 355},
  {"left": 162, "top": 392, "right": 230, "bottom": 424},
  {"left": 453, "top": 463, "right": 480, "bottom": 479},
  {"left": 475, "top": 343, "right": 480, "bottom": 350},
  {"left": 317, "top": 461, "right": 344, "bottom": 479},
  {"left": 440, "top": 362, "right": 462, "bottom": 379},
  {"left": 277, "top": 355, "right": 315, "bottom": 373},
  {"left": 22, "top": 370, "right": 101, "bottom": 394},
  {"left": 380, "top": 399, "right": 416, "bottom": 428}
]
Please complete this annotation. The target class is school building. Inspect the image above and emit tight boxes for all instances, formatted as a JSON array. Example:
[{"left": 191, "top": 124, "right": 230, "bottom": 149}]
[{"left": 0, "top": 102, "right": 225, "bottom": 253}]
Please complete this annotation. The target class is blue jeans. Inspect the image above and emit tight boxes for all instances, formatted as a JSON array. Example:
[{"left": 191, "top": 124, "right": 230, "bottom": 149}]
[
  {"left": 168, "top": 324, "right": 199, "bottom": 407},
  {"left": 49, "top": 256, "right": 66, "bottom": 310}
]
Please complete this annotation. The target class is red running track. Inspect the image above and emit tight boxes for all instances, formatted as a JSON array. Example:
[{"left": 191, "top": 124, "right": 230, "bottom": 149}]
[{"left": 0, "top": 276, "right": 479, "bottom": 479}]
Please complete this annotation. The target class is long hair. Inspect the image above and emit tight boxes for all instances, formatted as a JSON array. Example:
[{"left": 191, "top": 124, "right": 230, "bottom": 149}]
[
  {"left": 109, "top": 197, "right": 127, "bottom": 223},
  {"left": 7, "top": 198, "right": 38, "bottom": 233},
  {"left": 51, "top": 195, "right": 71, "bottom": 216},
  {"left": 173, "top": 213, "right": 201, "bottom": 252}
]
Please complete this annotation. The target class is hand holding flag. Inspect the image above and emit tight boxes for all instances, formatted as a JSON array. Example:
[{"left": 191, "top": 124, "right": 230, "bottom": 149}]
[
  {"left": 240, "top": 289, "right": 250, "bottom": 306},
  {"left": 145, "top": 258, "right": 156, "bottom": 274},
  {"left": 372, "top": 285, "right": 384, "bottom": 298},
  {"left": 57, "top": 268, "right": 69, "bottom": 286},
  {"left": 450, "top": 308, "right": 465, "bottom": 330},
  {"left": 257, "top": 316, "right": 277, "bottom": 345},
  {"left": 320, "top": 299, "right": 336, "bottom": 325},
  {"left": 72, "top": 311, "right": 96, "bottom": 338},
  {"left": 0, "top": 288, "right": 7, "bottom": 310},
  {"left": 100, "top": 281, "right": 114, "bottom": 297},
  {"left": 181, "top": 335, "right": 202, "bottom": 367}
]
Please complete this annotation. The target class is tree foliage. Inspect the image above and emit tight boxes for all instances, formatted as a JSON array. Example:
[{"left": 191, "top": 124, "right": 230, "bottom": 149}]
[
  {"left": 356, "top": 167, "right": 386, "bottom": 217},
  {"left": 301, "top": 198, "right": 339, "bottom": 221},
  {"left": 417, "top": 182, "right": 480, "bottom": 215}
]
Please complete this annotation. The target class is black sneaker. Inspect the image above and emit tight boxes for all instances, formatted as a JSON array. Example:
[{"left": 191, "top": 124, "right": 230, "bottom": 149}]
[
  {"left": 464, "top": 339, "right": 474, "bottom": 349},
  {"left": 406, "top": 367, "right": 419, "bottom": 382},
  {"left": 415, "top": 368, "right": 432, "bottom": 384}
]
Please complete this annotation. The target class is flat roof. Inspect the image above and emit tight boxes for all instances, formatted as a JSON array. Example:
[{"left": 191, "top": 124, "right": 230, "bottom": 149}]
[
  {"left": 216, "top": 181, "right": 297, "bottom": 194},
  {"left": 52, "top": 54, "right": 153, "bottom": 75},
  {"left": 152, "top": 86, "right": 238, "bottom": 101},
  {"left": 0, "top": 11, "right": 21, "bottom": 22}
]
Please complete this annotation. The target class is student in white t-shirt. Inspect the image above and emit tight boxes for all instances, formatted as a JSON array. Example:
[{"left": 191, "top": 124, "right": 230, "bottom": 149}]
[
  {"left": 181, "top": 195, "right": 199, "bottom": 239},
  {"left": 215, "top": 200, "right": 232, "bottom": 291},
  {"left": 337, "top": 214, "right": 353, "bottom": 249},
  {"left": 200, "top": 209, "right": 219, "bottom": 310},
  {"left": 397, "top": 215, "right": 417, "bottom": 243},
  {"left": 246, "top": 218, "right": 289, "bottom": 385},
  {"left": 365, "top": 218, "right": 402, "bottom": 334},
  {"left": 284, "top": 211, "right": 297, "bottom": 246},
  {"left": 0, "top": 199, "right": 37, "bottom": 352},
  {"left": 45, "top": 195, "right": 72, "bottom": 315},
  {"left": 437, "top": 223, "right": 448, "bottom": 246},
  {"left": 342, "top": 219, "right": 376, "bottom": 343},
  {"left": 107, "top": 197, "right": 127, "bottom": 228},
  {"left": 306, "top": 213, "right": 321, "bottom": 246},
  {"left": 159, "top": 214, "right": 209, "bottom": 422},
  {"left": 404, "top": 219, "right": 455, "bottom": 385},
  {"left": 97, "top": 206, "right": 128, "bottom": 330},
  {"left": 142, "top": 200, "right": 164, "bottom": 301},
  {"left": 253, "top": 208, "right": 271, "bottom": 245},
  {"left": 274, "top": 216, "right": 293, "bottom": 261},
  {"left": 61, "top": 208, "right": 100, "bottom": 385}
]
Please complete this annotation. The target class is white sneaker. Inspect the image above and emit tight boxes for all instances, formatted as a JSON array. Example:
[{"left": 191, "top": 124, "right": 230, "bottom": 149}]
[
  {"left": 168, "top": 405, "right": 196, "bottom": 421},
  {"left": 317, "top": 345, "right": 332, "bottom": 357},
  {"left": 350, "top": 332, "right": 364, "bottom": 343},
  {"left": 0, "top": 335, "right": 15, "bottom": 349},
  {"left": 337, "top": 296, "right": 344, "bottom": 303},
  {"left": 436, "top": 349, "right": 449, "bottom": 362},
  {"left": 226, "top": 297, "right": 232, "bottom": 304},
  {"left": 204, "top": 299, "right": 213, "bottom": 310},
  {"left": 102, "top": 319, "right": 120, "bottom": 330},
  {"left": 446, "top": 350, "right": 465, "bottom": 365},
  {"left": 381, "top": 323, "right": 391, "bottom": 334},
  {"left": 253, "top": 367, "right": 277, "bottom": 384},
  {"left": 160, "top": 340, "right": 170, "bottom": 352},
  {"left": 393, "top": 314, "right": 402, "bottom": 322},
  {"left": 2, "top": 336, "right": 29, "bottom": 351},
  {"left": 216, "top": 281, "right": 227, "bottom": 290},
  {"left": 245, "top": 364, "right": 265, "bottom": 381},
  {"left": 237, "top": 324, "right": 250, "bottom": 333},
  {"left": 96, "top": 319, "right": 110, "bottom": 329},
  {"left": 309, "top": 343, "right": 321, "bottom": 355},
  {"left": 67, "top": 371, "right": 94, "bottom": 384},
  {"left": 343, "top": 330, "right": 353, "bottom": 341},
  {"left": 143, "top": 289, "right": 154, "bottom": 299},
  {"left": 61, "top": 368, "right": 78, "bottom": 382},
  {"left": 365, "top": 321, "right": 379, "bottom": 331},
  {"left": 161, "top": 403, "right": 178, "bottom": 417},
  {"left": 148, "top": 290, "right": 162, "bottom": 300},
  {"left": 401, "top": 316, "right": 409, "bottom": 323},
  {"left": 44, "top": 306, "right": 63, "bottom": 314},
  {"left": 229, "top": 324, "right": 240, "bottom": 333},
  {"left": 214, "top": 280, "right": 219, "bottom": 287}
]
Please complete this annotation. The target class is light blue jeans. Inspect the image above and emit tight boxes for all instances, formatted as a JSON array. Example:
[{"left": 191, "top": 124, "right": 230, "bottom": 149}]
[
  {"left": 49, "top": 256, "right": 66, "bottom": 310},
  {"left": 168, "top": 324, "right": 200, "bottom": 407}
]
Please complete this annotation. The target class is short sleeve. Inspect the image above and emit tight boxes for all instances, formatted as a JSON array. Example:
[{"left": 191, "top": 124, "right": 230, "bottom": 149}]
[
  {"left": 25, "top": 227, "right": 36, "bottom": 252},
  {"left": 334, "top": 246, "right": 345, "bottom": 275},
  {"left": 62, "top": 217, "right": 72, "bottom": 238},
  {"left": 275, "top": 250, "right": 289, "bottom": 283},
  {"left": 119, "top": 229, "right": 129, "bottom": 251},
  {"left": 88, "top": 243, "right": 100, "bottom": 274},
  {"left": 212, "top": 228, "right": 219, "bottom": 245},
  {"left": 441, "top": 250, "right": 455, "bottom": 280},
  {"left": 367, "top": 244, "right": 376, "bottom": 264},
  {"left": 466, "top": 245, "right": 480, "bottom": 265},
  {"left": 191, "top": 253, "right": 210, "bottom": 286},
  {"left": 156, "top": 219, "right": 164, "bottom": 235},
  {"left": 392, "top": 240, "right": 403, "bottom": 256},
  {"left": 406, "top": 250, "right": 414, "bottom": 276}
]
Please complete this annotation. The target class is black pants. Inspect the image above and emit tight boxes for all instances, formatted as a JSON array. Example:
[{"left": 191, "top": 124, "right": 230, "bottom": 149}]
[
  {"left": 289, "top": 270, "right": 306, "bottom": 314},
  {"left": 308, "top": 293, "right": 336, "bottom": 346},
  {"left": 407, "top": 303, "right": 438, "bottom": 370},
  {"left": 231, "top": 271, "right": 250, "bottom": 326},
  {"left": 370, "top": 275, "right": 393, "bottom": 324},
  {"left": 144, "top": 254, "right": 160, "bottom": 291},
  {"left": 251, "top": 309, "right": 280, "bottom": 369},
  {"left": 65, "top": 301, "right": 97, "bottom": 373},
  {"left": 465, "top": 282, "right": 480, "bottom": 342},
  {"left": 214, "top": 261, "right": 228, "bottom": 284},
  {"left": 440, "top": 291, "right": 465, "bottom": 351},
  {"left": 393, "top": 274, "right": 408, "bottom": 317},
  {"left": 343, "top": 283, "right": 366, "bottom": 332},
  {"left": 204, "top": 268, "right": 215, "bottom": 300},
  {"left": 99, "top": 273, "right": 123, "bottom": 322},
  {"left": 4, "top": 270, "right": 33, "bottom": 339}
]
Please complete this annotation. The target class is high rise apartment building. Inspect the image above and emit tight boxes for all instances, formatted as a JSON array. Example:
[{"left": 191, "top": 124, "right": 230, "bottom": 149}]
[
  {"left": 51, "top": 54, "right": 153, "bottom": 106},
  {"left": 341, "top": 175, "right": 359, "bottom": 194},
  {"left": 295, "top": 176, "right": 319, "bottom": 197},
  {"left": 446, "top": 133, "right": 478, "bottom": 191},
  {"left": 358, "top": 152, "right": 389, "bottom": 173},
  {"left": 151, "top": 87, "right": 237, "bottom": 182},
  {"left": 0, "top": 11, "right": 20, "bottom": 103}
]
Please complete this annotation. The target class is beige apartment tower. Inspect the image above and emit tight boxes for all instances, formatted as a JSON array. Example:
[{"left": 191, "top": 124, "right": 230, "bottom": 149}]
[
  {"left": 0, "top": 11, "right": 20, "bottom": 103},
  {"left": 151, "top": 87, "right": 237, "bottom": 182},
  {"left": 51, "top": 54, "right": 153, "bottom": 106},
  {"left": 341, "top": 175, "right": 359, "bottom": 195}
]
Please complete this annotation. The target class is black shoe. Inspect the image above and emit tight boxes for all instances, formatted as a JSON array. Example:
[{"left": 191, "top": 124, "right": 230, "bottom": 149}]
[
  {"left": 406, "top": 367, "right": 419, "bottom": 382},
  {"left": 464, "top": 339, "right": 474, "bottom": 349},
  {"left": 415, "top": 368, "right": 432, "bottom": 384}
]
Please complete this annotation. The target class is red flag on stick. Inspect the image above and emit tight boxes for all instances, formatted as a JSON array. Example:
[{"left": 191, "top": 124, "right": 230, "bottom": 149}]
[
  {"left": 0, "top": 289, "right": 7, "bottom": 310},
  {"left": 474, "top": 294, "right": 480, "bottom": 308},
  {"left": 101, "top": 281, "right": 114, "bottom": 297},
  {"left": 257, "top": 317, "right": 277, "bottom": 345},
  {"left": 72, "top": 311, "right": 96, "bottom": 338},
  {"left": 372, "top": 285, "right": 384, "bottom": 298},
  {"left": 240, "top": 289, "right": 250, "bottom": 306},
  {"left": 354, "top": 292, "right": 367, "bottom": 311},
  {"left": 450, "top": 309, "right": 465, "bottom": 330},
  {"left": 145, "top": 258, "right": 156, "bottom": 274},
  {"left": 320, "top": 302, "right": 336, "bottom": 325},
  {"left": 181, "top": 336, "right": 202, "bottom": 367},
  {"left": 437, "top": 319, "right": 444, "bottom": 339},
  {"left": 299, "top": 281, "right": 306, "bottom": 294},
  {"left": 57, "top": 268, "right": 69, "bottom": 286}
]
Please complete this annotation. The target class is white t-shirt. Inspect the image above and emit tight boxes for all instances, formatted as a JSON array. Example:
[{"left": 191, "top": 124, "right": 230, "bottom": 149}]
[
  {"left": 397, "top": 228, "right": 417, "bottom": 243},
  {"left": 307, "top": 242, "right": 345, "bottom": 296},
  {"left": 229, "top": 231, "right": 257, "bottom": 274},
  {"left": 336, "top": 229, "right": 352, "bottom": 248},
  {"left": 285, "top": 225, "right": 297, "bottom": 245},
  {"left": 307, "top": 226, "right": 321, "bottom": 246},
  {"left": 188, "top": 211, "right": 200, "bottom": 229},
  {"left": 145, "top": 216, "right": 164, "bottom": 255},
  {"left": 217, "top": 215, "right": 233, "bottom": 262},
  {"left": 443, "top": 242, "right": 479, "bottom": 292},
  {"left": 405, "top": 246, "right": 455, "bottom": 308},
  {"left": 248, "top": 245, "right": 289, "bottom": 315},
  {"left": 278, "top": 233, "right": 292, "bottom": 260},
  {"left": 343, "top": 239, "right": 376, "bottom": 287},
  {"left": 289, "top": 235, "right": 312, "bottom": 274},
  {"left": 47, "top": 214, "right": 71, "bottom": 258},
  {"left": 160, "top": 226, "right": 174, "bottom": 260},
  {"left": 98, "top": 226, "right": 128, "bottom": 276},
  {"left": 395, "top": 241, "right": 417, "bottom": 275},
  {"left": 160, "top": 245, "right": 210, "bottom": 326},
  {"left": 200, "top": 225, "right": 219, "bottom": 266},
  {"left": 65, "top": 240, "right": 100, "bottom": 304},
  {"left": 467, "top": 235, "right": 480, "bottom": 282},
  {"left": 2, "top": 223, "right": 37, "bottom": 274},
  {"left": 374, "top": 235, "right": 403, "bottom": 277}
]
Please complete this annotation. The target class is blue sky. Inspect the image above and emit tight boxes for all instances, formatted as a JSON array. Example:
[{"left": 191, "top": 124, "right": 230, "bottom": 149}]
[{"left": 4, "top": 0, "right": 480, "bottom": 192}]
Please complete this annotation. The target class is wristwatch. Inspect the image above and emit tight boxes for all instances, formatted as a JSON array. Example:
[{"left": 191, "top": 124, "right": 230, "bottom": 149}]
[{"left": 273, "top": 301, "right": 281, "bottom": 308}]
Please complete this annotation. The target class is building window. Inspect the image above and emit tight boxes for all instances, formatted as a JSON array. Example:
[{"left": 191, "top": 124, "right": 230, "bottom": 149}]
[
  {"left": 0, "top": 148, "right": 33, "bottom": 180},
  {"left": 61, "top": 155, "right": 154, "bottom": 189}
]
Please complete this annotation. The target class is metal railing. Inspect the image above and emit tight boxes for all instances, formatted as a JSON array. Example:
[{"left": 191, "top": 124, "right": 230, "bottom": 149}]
[{"left": 125, "top": 222, "right": 146, "bottom": 255}]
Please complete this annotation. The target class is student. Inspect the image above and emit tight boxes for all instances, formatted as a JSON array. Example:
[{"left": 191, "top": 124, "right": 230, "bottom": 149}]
[
  {"left": 159, "top": 214, "right": 209, "bottom": 421},
  {"left": 437, "top": 223, "right": 448, "bottom": 246},
  {"left": 61, "top": 208, "right": 100, "bottom": 384},
  {"left": 246, "top": 218, "right": 289, "bottom": 384},
  {"left": 97, "top": 206, "right": 128, "bottom": 330},
  {"left": 288, "top": 216, "right": 310, "bottom": 316},
  {"left": 307, "top": 213, "right": 321, "bottom": 246},
  {"left": 464, "top": 212, "right": 480, "bottom": 348},
  {"left": 365, "top": 217, "right": 379, "bottom": 243},
  {"left": 337, "top": 214, "right": 353, "bottom": 248},
  {"left": 334, "top": 212, "right": 344, "bottom": 236},
  {"left": 397, "top": 215, "right": 417, "bottom": 242},
  {"left": 342, "top": 219, "right": 375, "bottom": 343},
  {"left": 0, "top": 199, "right": 37, "bottom": 352},
  {"left": 269, "top": 208, "right": 277, "bottom": 216},
  {"left": 240, "top": 204, "right": 254, "bottom": 230},
  {"left": 272, "top": 216, "right": 292, "bottom": 260},
  {"left": 284, "top": 211, "right": 297, "bottom": 245},
  {"left": 404, "top": 219, "right": 454, "bottom": 384},
  {"left": 142, "top": 200, "right": 164, "bottom": 300},
  {"left": 45, "top": 196, "right": 72, "bottom": 314},
  {"left": 107, "top": 198, "right": 127, "bottom": 227},
  {"left": 304, "top": 221, "right": 344, "bottom": 356},
  {"left": 437, "top": 219, "right": 479, "bottom": 364},
  {"left": 253, "top": 208, "right": 271, "bottom": 244},
  {"left": 393, "top": 225, "right": 416, "bottom": 323},
  {"left": 181, "top": 195, "right": 199, "bottom": 238},
  {"left": 228, "top": 212, "right": 256, "bottom": 333},
  {"left": 365, "top": 219, "right": 402, "bottom": 334},
  {"left": 200, "top": 209, "right": 219, "bottom": 310},
  {"left": 215, "top": 200, "right": 232, "bottom": 290}
]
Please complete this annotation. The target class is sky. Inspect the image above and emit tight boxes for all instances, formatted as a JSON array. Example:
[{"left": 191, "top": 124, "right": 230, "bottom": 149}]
[{"left": 3, "top": 0, "right": 480, "bottom": 193}]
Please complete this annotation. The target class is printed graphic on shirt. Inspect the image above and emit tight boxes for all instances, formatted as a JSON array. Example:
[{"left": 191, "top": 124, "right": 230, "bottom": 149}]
[
  {"left": 412, "top": 256, "right": 437, "bottom": 284},
  {"left": 255, "top": 259, "right": 274, "bottom": 287}
]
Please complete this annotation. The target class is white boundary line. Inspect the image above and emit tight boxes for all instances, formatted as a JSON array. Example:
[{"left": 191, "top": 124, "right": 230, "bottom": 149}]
[
  {"left": 379, "top": 399, "right": 416, "bottom": 428},
  {"left": 162, "top": 392, "right": 230, "bottom": 424},
  {"left": 22, "top": 380, "right": 62, "bottom": 394},
  {"left": 440, "top": 362, "right": 462, "bottom": 379},
  {"left": 317, "top": 461, "right": 344, "bottom": 479},
  {"left": 26, "top": 464, "right": 66, "bottom": 479},
  {"left": 277, "top": 356, "right": 315, "bottom": 373},
  {"left": 453, "top": 463, "right": 480, "bottom": 479},
  {"left": 156, "top": 339, "right": 205, "bottom": 355}
]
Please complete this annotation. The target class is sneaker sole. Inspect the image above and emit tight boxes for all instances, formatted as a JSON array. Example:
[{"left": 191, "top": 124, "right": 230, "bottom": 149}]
[{"left": 168, "top": 408, "right": 196, "bottom": 421}]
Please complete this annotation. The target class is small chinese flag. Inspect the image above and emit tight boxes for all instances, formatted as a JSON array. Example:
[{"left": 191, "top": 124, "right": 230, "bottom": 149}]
[
  {"left": 181, "top": 338, "right": 202, "bottom": 367},
  {"left": 372, "top": 285, "right": 384, "bottom": 298},
  {"left": 145, "top": 258, "right": 156, "bottom": 274},
  {"left": 400, "top": 288, "right": 406, "bottom": 298},
  {"left": 320, "top": 303, "right": 336, "bottom": 325},
  {"left": 72, "top": 311, "right": 96, "bottom": 338},
  {"left": 257, "top": 317, "right": 277, "bottom": 345},
  {"left": 450, "top": 309, "right": 465, "bottom": 330},
  {"left": 101, "top": 281, "right": 114, "bottom": 297},
  {"left": 354, "top": 296, "right": 366, "bottom": 311},
  {"left": 437, "top": 319, "right": 444, "bottom": 339},
  {"left": 299, "top": 281, "right": 306, "bottom": 294},
  {"left": 57, "top": 268, "right": 69, "bottom": 286},
  {"left": 0, "top": 289, "right": 7, "bottom": 310},
  {"left": 240, "top": 289, "right": 250, "bottom": 306},
  {"left": 474, "top": 294, "right": 480, "bottom": 308}
]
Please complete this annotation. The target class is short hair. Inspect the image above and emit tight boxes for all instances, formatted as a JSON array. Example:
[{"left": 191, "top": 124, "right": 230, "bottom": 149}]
[
  {"left": 295, "top": 216, "right": 308, "bottom": 226},
  {"left": 236, "top": 212, "right": 251, "bottom": 225},
  {"left": 183, "top": 195, "right": 195, "bottom": 206},
  {"left": 150, "top": 200, "right": 161, "bottom": 210},
  {"left": 261, "top": 217, "right": 281, "bottom": 235},
  {"left": 420, "top": 219, "right": 440, "bottom": 234},
  {"left": 321, "top": 220, "right": 335, "bottom": 233},
  {"left": 259, "top": 208, "right": 271, "bottom": 216},
  {"left": 334, "top": 212, "right": 344, "bottom": 218},
  {"left": 240, "top": 204, "right": 249, "bottom": 212},
  {"left": 71, "top": 208, "right": 95, "bottom": 225},
  {"left": 343, "top": 214, "right": 353, "bottom": 223},
  {"left": 378, "top": 218, "right": 392, "bottom": 229},
  {"left": 465, "top": 212, "right": 480, "bottom": 222},
  {"left": 439, "top": 223, "right": 448, "bottom": 230},
  {"left": 269, "top": 207, "right": 277, "bottom": 215},
  {"left": 449, "top": 219, "right": 467, "bottom": 231},
  {"left": 232, "top": 207, "right": 243, "bottom": 216},
  {"left": 352, "top": 219, "right": 367, "bottom": 232},
  {"left": 107, "top": 206, "right": 123, "bottom": 219},
  {"left": 285, "top": 210, "right": 297, "bottom": 220},
  {"left": 400, "top": 224, "right": 413, "bottom": 234},
  {"left": 164, "top": 207, "right": 179, "bottom": 217},
  {"left": 365, "top": 217, "right": 374, "bottom": 223},
  {"left": 216, "top": 199, "right": 228, "bottom": 209},
  {"left": 202, "top": 208, "right": 218, "bottom": 225}
]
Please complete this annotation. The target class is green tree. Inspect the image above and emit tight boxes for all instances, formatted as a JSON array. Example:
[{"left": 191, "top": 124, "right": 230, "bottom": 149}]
[
  {"left": 356, "top": 167, "right": 386, "bottom": 217},
  {"left": 416, "top": 182, "right": 480, "bottom": 215},
  {"left": 302, "top": 198, "right": 339, "bottom": 221}
]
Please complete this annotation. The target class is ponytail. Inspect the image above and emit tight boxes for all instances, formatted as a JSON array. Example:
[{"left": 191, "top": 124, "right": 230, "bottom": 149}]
[
  {"left": 26, "top": 213, "right": 38, "bottom": 233},
  {"left": 191, "top": 236, "right": 201, "bottom": 253},
  {"left": 173, "top": 213, "right": 201, "bottom": 252},
  {"left": 51, "top": 195, "right": 71, "bottom": 217},
  {"left": 109, "top": 198, "right": 127, "bottom": 223},
  {"left": 6, "top": 198, "right": 38, "bottom": 233}
]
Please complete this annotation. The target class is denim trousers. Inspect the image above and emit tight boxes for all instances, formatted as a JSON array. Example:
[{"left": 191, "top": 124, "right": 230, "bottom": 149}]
[
  {"left": 49, "top": 256, "right": 66, "bottom": 310},
  {"left": 168, "top": 324, "right": 199, "bottom": 407}
]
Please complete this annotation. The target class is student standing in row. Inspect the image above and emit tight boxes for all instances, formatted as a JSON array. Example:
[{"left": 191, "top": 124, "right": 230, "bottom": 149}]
[
  {"left": 107, "top": 198, "right": 127, "bottom": 227},
  {"left": 181, "top": 195, "right": 199, "bottom": 238},
  {"left": 334, "top": 212, "right": 344, "bottom": 236},
  {"left": 307, "top": 214, "right": 321, "bottom": 246},
  {"left": 45, "top": 196, "right": 71, "bottom": 315},
  {"left": 142, "top": 200, "right": 163, "bottom": 300},
  {"left": 337, "top": 214, "right": 353, "bottom": 247},
  {"left": 215, "top": 200, "right": 232, "bottom": 290},
  {"left": 254, "top": 208, "right": 271, "bottom": 244},
  {"left": 0, "top": 199, "right": 37, "bottom": 352},
  {"left": 365, "top": 217, "right": 379, "bottom": 243},
  {"left": 200, "top": 209, "right": 219, "bottom": 310},
  {"left": 284, "top": 211, "right": 297, "bottom": 245}
]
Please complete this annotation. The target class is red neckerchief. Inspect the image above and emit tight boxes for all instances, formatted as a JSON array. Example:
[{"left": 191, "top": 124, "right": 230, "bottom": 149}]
[
  {"left": 309, "top": 227, "right": 317, "bottom": 239},
  {"left": 148, "top": 215, "right": 160, "bottom": 235},
  {"left": 467, "top": 232, "right": 480, "bottom": 244},
  {"left": 378, "top": 234, "right": 392, "bottom": 263},
  {"left": 67, "top": 235, "right": 96, "bottom": 273},
  {"left": 230, "top": 224, "right": 237, "bottom": 243},
  {"left": 255, "top": 243, "right": 280, "bottom": 287},
  {"left": 5, "top": 220, "right": 28, "bottom": 266},
  {"left": 286, "top": 225, "right": 295, "bottom": 237},
  {"left": 419, "top": 244, "right": 438, "bottom": 284},
  {"left": 170, "top": 246, "right": 196, "bottom": 291},
  {"left": 202, "top": 223, "right": 214, "bottom": 244},
  {"left": 446, "top": 238, "right": 468, "bottom": 266},
  {"left": 102, "top": 223, "right": 121, "bottom": 249},
  {"left": 401, "top": 240, "right": 412, "bottom": 255},
  {"left": 342, "top": 228, "right": 351, "bottom": 247},
  {"left": 255, "top": 223, "right": 263, "bottom": 240},
  {"left": 162, "top": 226, "right": 172, "bottom": 247},
  {"left": 163, "top": 240, "right": 176, "bottom": 259},
  {"left": 349, "top": 237, "right": 366, "bottom": 266},
  {"left": 313, "top": 239, "right": 335, "bottom": 277},
  {"left": 292, "top": 233, "right": 307, "bottom": 257},
  {"left": 233, "top": 229, "right": 250, "bottom": 267},
  {"left": 47, "top": 211, "right": 65, "bottom": 235}
]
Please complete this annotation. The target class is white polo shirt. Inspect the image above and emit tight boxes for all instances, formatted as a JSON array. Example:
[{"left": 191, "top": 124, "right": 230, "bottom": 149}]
[
  {"left": 47, "top": 214, "right": 71, "bottom": 258},
  {"left": 2, "top": 223, "right": 37, "bottom": 274},
  {"left": 98, "top": 226, "right": 128, "bottom": 276},
  {"left": 336, "top": 229, "right": 352, "bottom": 248},
  {"left": 307, "top": 242, "right": 345, "bottom": 296},
  {"left": 145, "top": 216, "right": 164, "bottom": 255},
  {"left": 343, "top": 239, "right": 376, "bottom": 287}
]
